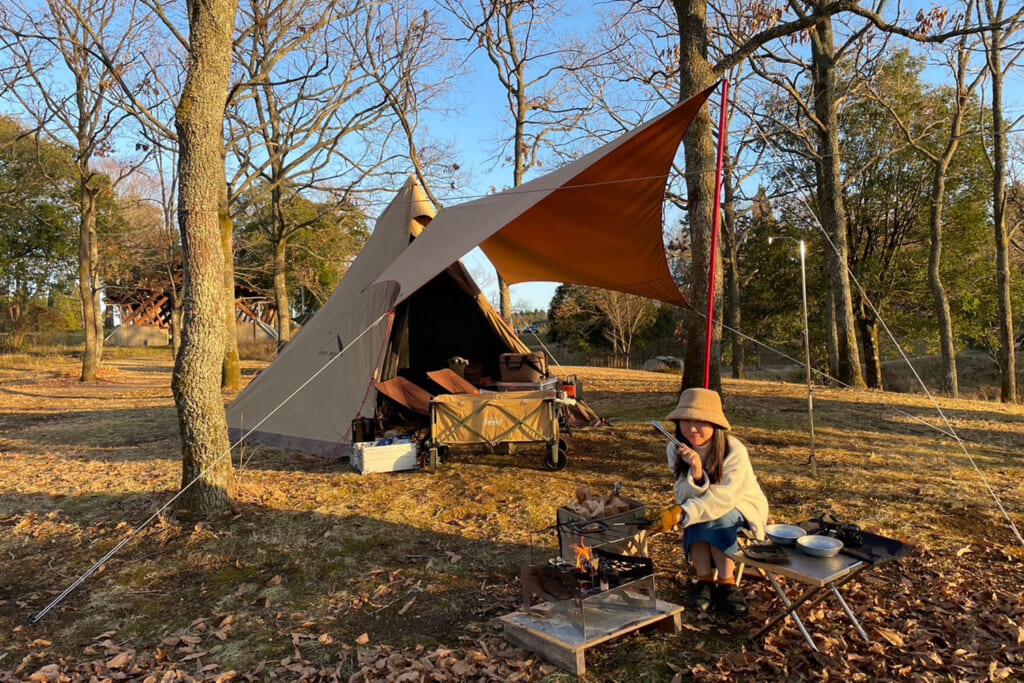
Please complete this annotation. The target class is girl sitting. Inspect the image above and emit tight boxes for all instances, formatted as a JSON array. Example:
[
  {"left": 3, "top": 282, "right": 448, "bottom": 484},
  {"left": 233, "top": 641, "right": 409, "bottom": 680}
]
[{"left": 660, "top": 388, "right": 769, "bottom": 615}]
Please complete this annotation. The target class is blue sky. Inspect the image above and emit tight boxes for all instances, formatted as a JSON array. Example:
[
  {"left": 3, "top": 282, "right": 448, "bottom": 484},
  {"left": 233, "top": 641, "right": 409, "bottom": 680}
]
[{"left": 437, "top": 0, "right": 1024, "bottom": 313}]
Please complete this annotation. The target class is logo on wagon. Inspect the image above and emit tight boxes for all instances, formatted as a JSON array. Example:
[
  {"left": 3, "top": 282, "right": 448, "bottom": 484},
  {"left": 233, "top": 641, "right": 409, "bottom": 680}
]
[{"left": 485, "top": 418, "right": 504, "bottom": 426}]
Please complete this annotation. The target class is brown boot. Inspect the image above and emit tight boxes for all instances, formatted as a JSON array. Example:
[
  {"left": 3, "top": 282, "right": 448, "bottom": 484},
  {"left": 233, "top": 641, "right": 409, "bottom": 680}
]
[
  {"left": 712, "top": 583, "right": 748, "bottom": 616},
  {"left": 690, "top": 581, "right": 713, "bottom": 612}
]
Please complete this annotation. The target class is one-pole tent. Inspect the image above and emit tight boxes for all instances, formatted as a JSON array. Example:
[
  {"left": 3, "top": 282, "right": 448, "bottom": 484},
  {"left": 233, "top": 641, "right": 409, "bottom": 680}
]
[{"left": 226, "top": 178, "right": 530, "bottom": 457}]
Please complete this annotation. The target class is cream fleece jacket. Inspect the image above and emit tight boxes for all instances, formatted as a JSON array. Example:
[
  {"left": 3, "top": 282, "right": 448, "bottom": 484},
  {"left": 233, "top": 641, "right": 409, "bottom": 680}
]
[{"left": 667, "top": 435, "right": 769, "bottom": 541}]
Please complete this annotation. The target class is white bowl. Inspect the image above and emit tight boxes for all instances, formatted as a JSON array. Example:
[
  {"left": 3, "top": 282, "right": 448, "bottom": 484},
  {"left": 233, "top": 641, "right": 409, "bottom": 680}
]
[
  {"left": 765, "top": 524, "right": 806, "bottom": 545},
  {"left": 797, "top": 534, "right": 844, "bottom": 557}
]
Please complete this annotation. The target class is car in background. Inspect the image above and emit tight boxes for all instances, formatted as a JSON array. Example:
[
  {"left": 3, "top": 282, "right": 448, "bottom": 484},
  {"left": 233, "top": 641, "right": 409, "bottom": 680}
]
[{"left": 521, "top": 325, "right": 539, "bottom": 334}]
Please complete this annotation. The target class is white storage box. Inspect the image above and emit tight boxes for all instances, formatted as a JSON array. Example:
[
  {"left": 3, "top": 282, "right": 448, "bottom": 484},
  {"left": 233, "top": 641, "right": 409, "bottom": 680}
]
[{"left": 350, "top": 439, "right": 418, "bottom": 474}]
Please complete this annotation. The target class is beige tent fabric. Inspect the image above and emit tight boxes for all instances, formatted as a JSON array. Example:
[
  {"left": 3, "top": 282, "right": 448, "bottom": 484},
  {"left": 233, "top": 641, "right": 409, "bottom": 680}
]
[
  {"left": 226, "top": 178, "right": 434, "bottom": 456},
  {"left": 475, "top": 293, "right": 529, "bottom": 355},
  {"left": 370, "top": 85, "right": 716, "bottom": 307}
]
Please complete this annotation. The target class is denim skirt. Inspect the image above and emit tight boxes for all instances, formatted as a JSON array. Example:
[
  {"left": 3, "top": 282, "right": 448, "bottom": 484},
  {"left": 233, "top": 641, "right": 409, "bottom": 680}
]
[{"left": 683, "top": 509, "right": 747, "bottom": 558}]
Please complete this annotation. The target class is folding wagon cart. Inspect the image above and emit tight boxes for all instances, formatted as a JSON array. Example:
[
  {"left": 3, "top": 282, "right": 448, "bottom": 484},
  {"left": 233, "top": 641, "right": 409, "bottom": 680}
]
[{"left": 424, "top": 390, "right": 569, "bottom": 471}]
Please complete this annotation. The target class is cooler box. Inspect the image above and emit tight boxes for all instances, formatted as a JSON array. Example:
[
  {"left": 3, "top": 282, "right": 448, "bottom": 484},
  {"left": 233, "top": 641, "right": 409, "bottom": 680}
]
[
  {"left": 499, "top": 352, "right": 548, "bottom": 383},
  {"left": 350, "top": 438, "right": 418, "bottom": 474},
  {"left": 463, "top": 362, "right": 487, "bottom": 386},
  {"left": 556, "top": 496, "right": 649, "bottom": 562}
]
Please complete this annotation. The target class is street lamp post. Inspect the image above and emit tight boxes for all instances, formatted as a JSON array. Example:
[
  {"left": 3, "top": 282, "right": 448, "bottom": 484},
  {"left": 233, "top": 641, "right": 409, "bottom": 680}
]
[{"left": 769, "top": 236, "right": 817, "bottom": 476}]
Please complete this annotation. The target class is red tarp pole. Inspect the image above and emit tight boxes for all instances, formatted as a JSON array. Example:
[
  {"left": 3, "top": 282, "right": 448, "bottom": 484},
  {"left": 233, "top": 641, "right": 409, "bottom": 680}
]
[{"left": 703, "top": 80, "right": 730, "bottom": 389}]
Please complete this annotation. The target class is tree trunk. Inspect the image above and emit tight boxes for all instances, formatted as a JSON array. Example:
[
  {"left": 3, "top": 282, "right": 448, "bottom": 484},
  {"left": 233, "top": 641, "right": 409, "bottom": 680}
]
[
  {"left": 220, "top": 169, "right": 242, "bottom": 389},
  {"left": 674, "top": 0, "right": 721, "bottom": 393},
  {"left": 502, "top": 85, "right": 527, "bottom": 322},
  {"left": 78, "top": 180, "right": 101, "bottom": 382},
  {"left": 825, "top": 285, "right": 839, "bottom": 383},
  {"left": 988, "top": 23, "right": 1016, "bottom": 402},
  {"left": 273, "top": 237, "right": 291, "bottom": 343},
  {"left": 810, "top": 14, "right": 864, "bottom": 389},
  {"left": 722, "top": 159, "right": 744, "bottom": 379},
  {"left": 927, "top": 162, "right": 958, "bottom": 396},
  {"left": 172, "top": 0, "right": 238, "bottom": 515},
  {"left": 498, "top": 277, "right": 511, "bottom": 320},
  {"left": 856, "top": 302, "right": 882, "bottom": 389},
  {"left": 171, "top": 297, "right": 183, "bottom": 360}
]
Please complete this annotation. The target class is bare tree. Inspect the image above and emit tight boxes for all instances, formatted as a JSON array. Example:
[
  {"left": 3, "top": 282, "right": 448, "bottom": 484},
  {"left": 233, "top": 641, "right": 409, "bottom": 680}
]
[
  {"left": 152, "top": 143, "right": 183, "bottom": 357},
  {"left": 438, "top": 0, "right": 600, "bottom": 319},
  {"left": 171, "top": 0, "right": 238, "bottom": 513},
  {"left": 804, "top": 4, "right": 867, "bottom": 388},
  {"left": 741, "top": 1, "right": 929, "bottom": 388},
  {"left": 866, "top": 2, "right": 987, "bottom": 396},
  {"left": 710, "top": 67, "right": 767, "bottom": 380},
  {"left": 227, "top": 0, "right": 390, "bottom": 344},
  {"left": 68, "top": 0, "right": 251, "bottom": 388},
  {"left": 357, "top": 0, "right": 466, "bottom": 208},
  {"left": 550, "top": 285, "right": 658, "bottom": 364},
  {"left": 666, "top": 0, "right": 851, "bottom": 390},
  {"left": 976, "top": 0, "right": 1024, "bottom": 402},
  {"left": 592, "top": 290, "right": 659, "bottom": 367},
  {"left": 0, "top": 0, "right": 145, "bottom": 381}
]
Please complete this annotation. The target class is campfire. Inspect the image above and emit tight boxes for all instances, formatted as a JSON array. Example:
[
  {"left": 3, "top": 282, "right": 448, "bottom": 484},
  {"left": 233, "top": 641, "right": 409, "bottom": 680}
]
[
  {"left": 519, "top": 485, "right": 657, "bottom": 617},
  {"left": 573, "top": 537, "right": 599, "bottom": 575},
  {"left": 521, "top": 543, "right": 655, "bottom": 609}
]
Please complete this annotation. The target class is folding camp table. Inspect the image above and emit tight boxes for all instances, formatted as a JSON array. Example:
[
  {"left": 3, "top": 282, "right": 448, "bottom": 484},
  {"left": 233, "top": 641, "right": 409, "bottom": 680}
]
[
  {"left": 733, "top": 528, "right": 913, "bottom": 651},
  {"left": 425, "top": 390, "right": 568, "bottom": 471}
]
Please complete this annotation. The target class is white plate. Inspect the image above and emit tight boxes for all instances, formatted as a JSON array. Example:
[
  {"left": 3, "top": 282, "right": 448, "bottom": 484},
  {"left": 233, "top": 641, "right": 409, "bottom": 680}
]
[
  {"left": 765, "top": 524, "right": 806, "bottom": 545},
  {"left": 797, "top": 534, "right": 844, "bottom": 557}
]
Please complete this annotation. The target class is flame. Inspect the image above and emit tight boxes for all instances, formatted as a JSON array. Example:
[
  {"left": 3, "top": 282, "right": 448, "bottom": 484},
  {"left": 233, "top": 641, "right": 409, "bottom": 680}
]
[{"left": 572, "top": 536, "right": 599, "bottom": 574}]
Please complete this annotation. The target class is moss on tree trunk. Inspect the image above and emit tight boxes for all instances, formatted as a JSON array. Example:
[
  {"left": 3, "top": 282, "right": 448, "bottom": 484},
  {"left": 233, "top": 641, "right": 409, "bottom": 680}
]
[{"left": 172, "top": 0, "right": 239, "bottom": 514}]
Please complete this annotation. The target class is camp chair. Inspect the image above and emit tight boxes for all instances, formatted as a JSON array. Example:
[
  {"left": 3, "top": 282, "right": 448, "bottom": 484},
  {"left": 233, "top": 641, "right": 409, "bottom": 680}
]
[{"left": 426, "top": 369, "right": 480, "bottom": 395}]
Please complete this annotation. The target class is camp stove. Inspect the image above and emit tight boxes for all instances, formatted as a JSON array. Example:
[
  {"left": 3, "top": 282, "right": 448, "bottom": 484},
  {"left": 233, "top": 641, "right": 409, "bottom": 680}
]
[{"left": 520, "top": 540, "right": 657, "bottom": 639}]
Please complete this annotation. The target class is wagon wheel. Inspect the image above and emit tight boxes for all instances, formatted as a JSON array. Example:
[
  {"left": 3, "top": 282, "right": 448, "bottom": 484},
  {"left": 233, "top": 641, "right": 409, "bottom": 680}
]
[{"left": 544, "top": 438, "right": 568, "bottom": 471}]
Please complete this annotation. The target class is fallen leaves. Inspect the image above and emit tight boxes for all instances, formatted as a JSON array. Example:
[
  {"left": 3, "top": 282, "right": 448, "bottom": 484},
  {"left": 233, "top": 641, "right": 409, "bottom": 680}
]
[
  {"left": 3, "top": 360, "right": 1024, "bottom": 681},
  {"left": 875, "top": 627, "right": 906, "bottom": 647}
]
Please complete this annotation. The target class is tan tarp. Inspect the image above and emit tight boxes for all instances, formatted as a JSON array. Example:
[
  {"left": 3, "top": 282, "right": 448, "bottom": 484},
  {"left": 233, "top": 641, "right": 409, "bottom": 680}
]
[
  {"left": 370, "top": 85, "right": 717, "bottom": 307},
  {"left": 430, "top": 391, "right": 558, "bottom": 446}
]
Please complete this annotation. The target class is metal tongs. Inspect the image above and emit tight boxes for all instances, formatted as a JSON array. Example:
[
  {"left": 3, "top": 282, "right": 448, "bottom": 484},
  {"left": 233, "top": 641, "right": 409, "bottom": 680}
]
[{"left": 651, "top": 420, "right": 686, "bottom": 449}]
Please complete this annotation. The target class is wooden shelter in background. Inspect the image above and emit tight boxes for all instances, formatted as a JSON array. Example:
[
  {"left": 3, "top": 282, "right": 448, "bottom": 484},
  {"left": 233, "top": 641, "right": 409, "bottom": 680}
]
[{"left": 105, "top": 266, "right": 280, "bottom": 347}]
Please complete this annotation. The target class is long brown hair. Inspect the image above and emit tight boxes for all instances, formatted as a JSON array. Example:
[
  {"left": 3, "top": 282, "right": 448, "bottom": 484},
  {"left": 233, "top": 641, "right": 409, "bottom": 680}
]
[{"left": 673, "top": 422, "right": 728, "bottom": 483}]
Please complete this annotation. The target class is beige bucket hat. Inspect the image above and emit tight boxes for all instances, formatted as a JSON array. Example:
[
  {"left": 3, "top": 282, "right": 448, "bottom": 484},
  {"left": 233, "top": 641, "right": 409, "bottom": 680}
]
[{"left": 665, "top": 388, "right": 730, "bottom": 430}]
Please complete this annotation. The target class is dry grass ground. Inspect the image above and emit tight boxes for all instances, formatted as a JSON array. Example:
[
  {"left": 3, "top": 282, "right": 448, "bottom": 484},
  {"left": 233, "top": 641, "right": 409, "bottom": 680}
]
[{"left": 0, "top": 349, "right": 1022, "bottom": 681}]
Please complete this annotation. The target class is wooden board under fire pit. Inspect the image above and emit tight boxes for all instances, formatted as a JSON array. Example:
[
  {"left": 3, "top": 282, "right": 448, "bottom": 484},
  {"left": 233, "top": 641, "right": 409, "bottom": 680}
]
[{"left": 499, "top": 592, "right": 684, "bottom": 676}]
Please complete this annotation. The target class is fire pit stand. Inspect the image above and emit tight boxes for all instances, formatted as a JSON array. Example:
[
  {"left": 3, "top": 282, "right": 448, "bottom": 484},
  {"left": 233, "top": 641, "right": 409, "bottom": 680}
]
[
  {"left": 500, "top": 581, "right": 683, "bottom": 676},
  {"left": 502, "top": 548, "right": 683, "bottom": 676}
]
